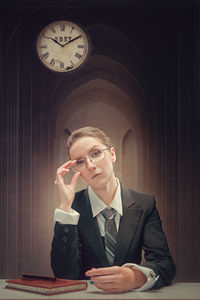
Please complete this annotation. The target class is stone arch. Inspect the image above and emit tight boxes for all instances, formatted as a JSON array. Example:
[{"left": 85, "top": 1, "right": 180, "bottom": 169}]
[{"left": 54, "top": 76, "right": 145, "bottom": 191}]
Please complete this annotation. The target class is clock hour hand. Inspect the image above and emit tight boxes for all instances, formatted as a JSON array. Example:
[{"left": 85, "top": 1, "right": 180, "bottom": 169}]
[
  {"left": 43, "top": 35, "right": 63, "bottom": 47},
  {"left": 50, "top": 37, "right": 63, "bottom": 47},
  {"left": 62, "top": 35, "right": 82, "bottom": 47}
]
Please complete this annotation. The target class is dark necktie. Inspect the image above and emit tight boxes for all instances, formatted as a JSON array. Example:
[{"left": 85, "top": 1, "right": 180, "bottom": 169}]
[{"left": 101, "top": 207, "right": 117, "bottom": 265}]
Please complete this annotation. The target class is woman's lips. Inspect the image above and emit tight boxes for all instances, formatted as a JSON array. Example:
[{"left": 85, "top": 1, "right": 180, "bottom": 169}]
[{"left": 92, "top": 173, "right": 101, "bottom": 180}]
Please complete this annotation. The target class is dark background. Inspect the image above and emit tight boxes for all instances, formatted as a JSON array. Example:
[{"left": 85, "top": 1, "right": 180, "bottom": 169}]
[{"left": 0, "top": 0, "right": 199, "bottom": 282}]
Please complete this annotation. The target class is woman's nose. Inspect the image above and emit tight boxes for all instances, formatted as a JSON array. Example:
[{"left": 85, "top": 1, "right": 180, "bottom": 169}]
[{"left": 85, "top": 157, "right": 96, "bottom": 169}]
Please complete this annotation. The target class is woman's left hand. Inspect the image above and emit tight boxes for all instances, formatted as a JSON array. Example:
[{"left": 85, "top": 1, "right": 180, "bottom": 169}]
[{"left": 85, "top": 266, "right": 147, "bottom": 293}]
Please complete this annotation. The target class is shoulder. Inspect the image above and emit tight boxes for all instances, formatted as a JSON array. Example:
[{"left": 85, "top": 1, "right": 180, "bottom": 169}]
[{"left": 121, "top": 184, "right": 156, "bottom": 210}]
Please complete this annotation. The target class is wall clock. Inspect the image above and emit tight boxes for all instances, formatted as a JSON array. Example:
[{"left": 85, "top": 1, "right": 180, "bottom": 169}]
[{"left": 36, "top": 20, "right": 92, "bottom": 73}]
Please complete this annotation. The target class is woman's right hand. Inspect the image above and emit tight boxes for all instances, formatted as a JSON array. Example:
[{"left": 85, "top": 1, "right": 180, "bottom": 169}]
[{"left": 55, "top": 160, "right": 80, "bottom": 213}]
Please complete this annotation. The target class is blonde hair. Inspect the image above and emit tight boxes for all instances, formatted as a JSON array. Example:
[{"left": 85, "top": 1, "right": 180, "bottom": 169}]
[{"left": 66, "top": 127, "right": 113, "bottom": 157}]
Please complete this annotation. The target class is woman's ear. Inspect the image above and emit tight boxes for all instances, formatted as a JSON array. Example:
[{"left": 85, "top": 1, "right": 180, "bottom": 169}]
[{"left": 110, "top": 147, "right": 116, "bottom": 164}]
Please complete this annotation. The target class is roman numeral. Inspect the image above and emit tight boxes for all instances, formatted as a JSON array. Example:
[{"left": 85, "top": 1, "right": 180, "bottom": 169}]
[
  {"left": 43, "top": 35, "right": 50, "bottom": 40},
  {"left": 40, "top": 45, "right": 47, "bottom": 49},
  {"left": 70, "top": 26, "right": 75, "bottom": 34},
  {"left": 41, "top": 52, "right": 49, "bottom": 60},
  {"left": 49, "top": 25, "right": 56, "bottom": 33},
  {"left": 60, "top": 24, "right": 65, "bottom": 31},
  {"left": 75, "top": 53, "right": 82, "bottom": 59},
  {"left": 50, "top": 58, "right": 55, "bottom": 66},
  {"left": 60, "top": 62, "right": 64, "bottom": 68},
  {"left": 77, "top": 45, "right": 84, "bottom": 48}
]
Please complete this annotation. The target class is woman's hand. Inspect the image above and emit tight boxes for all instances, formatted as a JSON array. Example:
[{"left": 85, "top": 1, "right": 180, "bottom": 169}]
[
  {"left": 55, "top": 160, "right": 80, "bottom": 213},
  {"left": 85, "top": 266, "right": 147, "bottom": 293}
]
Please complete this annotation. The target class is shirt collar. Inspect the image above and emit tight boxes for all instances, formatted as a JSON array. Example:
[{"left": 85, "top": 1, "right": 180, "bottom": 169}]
[{"left": 88, "top": 178, "right": 123, "bottom": 217}]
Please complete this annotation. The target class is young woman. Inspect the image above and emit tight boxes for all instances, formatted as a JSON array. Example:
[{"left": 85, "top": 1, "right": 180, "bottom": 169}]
[{"left": 51, "top": 127, "right": 175, "bottom": 293}]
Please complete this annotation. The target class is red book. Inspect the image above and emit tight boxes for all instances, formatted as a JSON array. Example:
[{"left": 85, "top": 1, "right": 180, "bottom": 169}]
[{"left": 5, "top": 274, "right": 88, "bottom": 295}]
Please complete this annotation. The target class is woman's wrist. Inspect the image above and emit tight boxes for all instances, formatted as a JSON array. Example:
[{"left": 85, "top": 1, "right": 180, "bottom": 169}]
[
  {"left": 124, "top": 267, "right": 147, "bottom": 289},
  {"left": 59, "top": 203, "right": 72, "bottom": 213}
]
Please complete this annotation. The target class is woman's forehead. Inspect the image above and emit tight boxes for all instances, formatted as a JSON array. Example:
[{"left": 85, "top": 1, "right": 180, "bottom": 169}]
[{"left": 70, "top": 136, "right": 105, "bottom": 158}]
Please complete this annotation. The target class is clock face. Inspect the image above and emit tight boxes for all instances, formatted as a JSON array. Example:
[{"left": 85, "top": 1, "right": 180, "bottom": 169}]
[{"left": 36, "top": 20, "right": 91, "bottom": 73}]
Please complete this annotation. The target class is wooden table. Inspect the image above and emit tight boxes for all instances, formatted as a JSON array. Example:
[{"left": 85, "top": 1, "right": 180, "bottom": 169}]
[{"left": 0, "top": 280, "right": 200, "bottom": 299}]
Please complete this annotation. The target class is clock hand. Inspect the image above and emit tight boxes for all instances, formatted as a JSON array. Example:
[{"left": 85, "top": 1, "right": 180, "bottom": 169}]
[
  {"left": 50, "top": 37, "right": 63, "bottom": 47},
  {"left": 43, "top": 35, "right": 63, "bottom": 47},
  {"left": 62, "top": 35, "right": 82, "bottom": 47}
]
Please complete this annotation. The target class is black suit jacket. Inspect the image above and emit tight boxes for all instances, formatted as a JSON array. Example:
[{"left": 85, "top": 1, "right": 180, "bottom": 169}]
[{"left": 51, "top": 185, "right": 176, "bottom": 289}]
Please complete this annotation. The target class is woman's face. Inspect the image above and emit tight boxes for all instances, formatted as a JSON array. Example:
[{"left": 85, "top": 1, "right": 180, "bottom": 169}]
[{"left": 69, "top": 136, "right": 116, "bottom": 190}]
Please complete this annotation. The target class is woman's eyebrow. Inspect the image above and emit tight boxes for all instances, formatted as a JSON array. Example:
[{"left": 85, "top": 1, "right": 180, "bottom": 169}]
[
  {"left": 88, "top": 145, "right": 102, "bottom": 152},
  {"left": 74, "top": 145, "right": 103, "bottom": 160}
]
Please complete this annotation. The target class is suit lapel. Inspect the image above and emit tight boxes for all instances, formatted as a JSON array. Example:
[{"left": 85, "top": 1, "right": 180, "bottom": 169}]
[
  {"left": 76, "top": 190, "right": 110, "bottom": 266},
  {"left": 114, "top": 185, "right": 143, "bottom": 265},
  {"left": 74, "top": 186, "right": 143, "bottom": 267}
]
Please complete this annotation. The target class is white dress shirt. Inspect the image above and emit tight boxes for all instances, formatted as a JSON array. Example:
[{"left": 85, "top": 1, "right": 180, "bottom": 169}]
[{"left": 54, "top": 179, "right": 158, "bottom": 291}]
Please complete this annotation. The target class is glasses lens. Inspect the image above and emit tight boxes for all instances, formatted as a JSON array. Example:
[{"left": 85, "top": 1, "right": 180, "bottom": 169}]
[
  {"left": 73, "top": 149, "right": 107, "bottom": 171},
  {"left": 89, "top": 149, "right": 105, "bottom": 162},
  {"left": 74, "top": 158, "right": 85, "bottom": 171}
]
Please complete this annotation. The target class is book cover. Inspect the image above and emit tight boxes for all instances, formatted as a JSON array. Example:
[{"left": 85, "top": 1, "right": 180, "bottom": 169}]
[{"left": 5, "top": 275, "right": 88, "bottom": 295}]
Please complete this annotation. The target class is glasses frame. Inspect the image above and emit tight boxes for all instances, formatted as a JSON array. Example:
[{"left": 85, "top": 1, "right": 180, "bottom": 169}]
[{"left": 72, "top": 148, "right": 108, "bottom": 171}]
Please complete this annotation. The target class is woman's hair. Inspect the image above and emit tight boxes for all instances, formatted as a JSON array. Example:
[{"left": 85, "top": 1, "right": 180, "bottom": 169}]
[{"left": 66, "top": 127, "right": 113, "bottom": 157}]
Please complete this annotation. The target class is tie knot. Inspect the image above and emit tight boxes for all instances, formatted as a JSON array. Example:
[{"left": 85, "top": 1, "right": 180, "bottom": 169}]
[{"left": 101, "top": 207, "right": 116, "bottom": 220}]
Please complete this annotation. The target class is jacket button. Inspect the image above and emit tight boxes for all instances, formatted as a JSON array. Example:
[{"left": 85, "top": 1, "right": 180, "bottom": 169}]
[
  {"left": 62, "top": 246, "right": 67, "bottom": 252},
  {"left": 64, "top": 227, "right": 69, "bottom": 233},
  {"left": 62, "top": 237, "right": 67, "bottom": 242}
]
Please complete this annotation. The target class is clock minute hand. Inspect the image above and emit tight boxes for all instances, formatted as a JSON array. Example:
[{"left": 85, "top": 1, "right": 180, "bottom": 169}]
[{"left": 62, "top": 35, "right": 82, "bottom": 47}]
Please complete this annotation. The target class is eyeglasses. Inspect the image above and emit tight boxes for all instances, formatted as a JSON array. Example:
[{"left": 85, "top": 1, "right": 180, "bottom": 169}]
[{"left": 72, "top": 148, "right": 108, "bottom": 171}]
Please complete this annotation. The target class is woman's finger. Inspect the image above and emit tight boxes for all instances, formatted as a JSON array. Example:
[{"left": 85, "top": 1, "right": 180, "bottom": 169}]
[
  {"left": 70, "top": 172, "right": 81, "bottom": 188},
  {"left": 57, "top": 160, "right": 76, "bottom": 172}
]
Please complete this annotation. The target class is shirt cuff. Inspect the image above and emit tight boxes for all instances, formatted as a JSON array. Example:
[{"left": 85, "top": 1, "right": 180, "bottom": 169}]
[
  {"left": 54, "top": 208, "right": 80, "bottom": 225},
  {"left": 122, "top": 263, "right": 159, "bottom": 291}
]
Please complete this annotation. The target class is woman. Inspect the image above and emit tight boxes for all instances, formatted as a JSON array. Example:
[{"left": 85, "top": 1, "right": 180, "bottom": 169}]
[{"left": 51, "top": 127, "right": 175, "bottom": 293}]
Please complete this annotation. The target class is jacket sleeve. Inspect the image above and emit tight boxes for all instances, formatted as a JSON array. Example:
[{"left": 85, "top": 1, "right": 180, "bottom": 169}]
[
  {"left": 50, "top": 222, "right": 81, "bottom": 279},
  {"left": 140, "top": 197, "right": 176, "bottom": 289}
]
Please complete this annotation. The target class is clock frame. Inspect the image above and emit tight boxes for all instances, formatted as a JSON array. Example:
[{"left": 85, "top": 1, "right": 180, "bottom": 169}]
[{"left": 36, "top": 20, "right": 92, "bottom": 73}]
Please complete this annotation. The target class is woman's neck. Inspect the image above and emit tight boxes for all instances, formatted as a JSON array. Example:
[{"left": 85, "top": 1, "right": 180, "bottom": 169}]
[{"left": 93, "top": 175, "right": 118, "bottom": 206}]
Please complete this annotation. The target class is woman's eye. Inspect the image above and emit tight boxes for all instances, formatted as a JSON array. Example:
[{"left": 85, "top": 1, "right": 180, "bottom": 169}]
[
  {"left": 91, "top": 149, "right": 101, "bottom": 158},
  {"left": 76, "top": 159, "right": 84, "bottom": 166}
]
